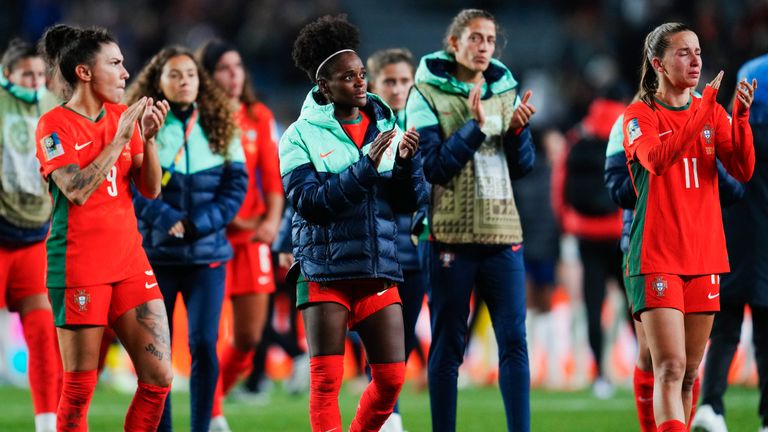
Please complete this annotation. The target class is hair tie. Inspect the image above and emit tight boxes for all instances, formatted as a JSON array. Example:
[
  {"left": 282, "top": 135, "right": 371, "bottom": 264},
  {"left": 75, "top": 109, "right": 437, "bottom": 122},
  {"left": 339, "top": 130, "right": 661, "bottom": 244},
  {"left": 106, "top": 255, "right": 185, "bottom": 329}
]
[{"left": 315, "top": 49, "right": 355, "bottom": 81}]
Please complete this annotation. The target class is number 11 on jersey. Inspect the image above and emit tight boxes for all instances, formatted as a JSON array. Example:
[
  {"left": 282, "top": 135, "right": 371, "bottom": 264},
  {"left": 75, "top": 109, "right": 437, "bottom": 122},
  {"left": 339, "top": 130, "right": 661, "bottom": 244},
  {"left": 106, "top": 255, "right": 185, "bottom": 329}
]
[
  {"left": 106, "top": 165, "right": 118, "bottom": 196},
  {"left": 683, "top": 157, "right": 699, "bottom": 189}
]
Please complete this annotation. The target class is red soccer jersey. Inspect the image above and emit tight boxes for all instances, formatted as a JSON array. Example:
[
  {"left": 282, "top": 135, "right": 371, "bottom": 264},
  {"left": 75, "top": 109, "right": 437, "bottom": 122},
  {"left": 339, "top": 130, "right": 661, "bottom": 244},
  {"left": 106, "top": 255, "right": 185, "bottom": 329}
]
[
  {"left": 341, "top": 110, "right": 371, "bottom": 149},
  {"left": 35, "top": 103, "right": 148, "bottom": 287},
  {"left": 227, "top": 102, "right": 284, "bottom": 245},
  {"left": 623, "top": 87, "right": 754, "bottom": 277}
]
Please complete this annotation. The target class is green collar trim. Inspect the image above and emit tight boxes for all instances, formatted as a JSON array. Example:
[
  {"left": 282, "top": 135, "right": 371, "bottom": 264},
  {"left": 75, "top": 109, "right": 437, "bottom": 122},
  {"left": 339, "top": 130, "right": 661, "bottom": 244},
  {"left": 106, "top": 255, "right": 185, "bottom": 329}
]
[
  {"left": 62, "top": 103, "right": 106, "bottom": 122},
  {"left": 654, "top": 96, "right": 692, "bottom": 111},
  {"left": 338, "top": 113, "right": 363, "bottom": 125}
]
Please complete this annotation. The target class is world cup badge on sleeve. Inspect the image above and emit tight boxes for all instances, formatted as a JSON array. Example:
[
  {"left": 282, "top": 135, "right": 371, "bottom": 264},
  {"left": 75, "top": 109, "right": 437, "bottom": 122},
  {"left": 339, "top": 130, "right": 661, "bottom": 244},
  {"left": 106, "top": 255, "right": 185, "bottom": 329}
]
[
  {"left": 40, "top": 132, "right": 65, "bottom": 161},
  {"left": 652, "top": 276, "right": 667, "bottom": 298}
]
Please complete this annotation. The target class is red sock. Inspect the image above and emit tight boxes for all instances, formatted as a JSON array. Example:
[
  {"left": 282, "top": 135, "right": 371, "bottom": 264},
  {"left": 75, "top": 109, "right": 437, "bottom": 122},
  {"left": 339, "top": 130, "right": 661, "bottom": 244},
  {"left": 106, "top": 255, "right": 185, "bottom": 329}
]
[
  {"left": 658, "top": 420, "right": 686, "bottom": 432},
  {"left": 349, "top": 362, "right": 406, "bottom": 432},
  {"left": 21, "top": 309, "right": 62, "bottom": 414},
  {"left": 688, "top": 377, "right": 701, "bottom": 430},
  {"left": 212, "top": 344, "right": 254, "bottom": 417},
  {"left": 124, "top": 381, "right": 170, "bottom": 431},
  {"left": 57, "top": 370, "right": 98, "bottom": 432},
  {"left": 309, "top": 355, "right": 344, "bottom": 432},
  {"left": 633, "top": 366, "right": 656, "bottom": 432}
]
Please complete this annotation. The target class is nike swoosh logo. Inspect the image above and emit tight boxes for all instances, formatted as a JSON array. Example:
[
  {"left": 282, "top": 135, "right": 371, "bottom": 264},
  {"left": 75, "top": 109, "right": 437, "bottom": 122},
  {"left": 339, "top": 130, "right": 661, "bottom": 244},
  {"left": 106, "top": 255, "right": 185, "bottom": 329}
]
[
  {"left": 323, "top": 429, "right": 338, "bottom": 432},
  {"left": 74, "top": 141, "right": 93, "bottom": 150},
  {"left": 377, "top": 289, "right": 388, "bottom": 296},
  {"left": 145, "top": 282, "right": 158, "bottom": 289},
  {"left": 637, "top": 396, "right": 653, "bottom": 402},
  {"left": 145, "top": 270, "right": 154, "bottom": 276},
  {"left": 708, "top": 292, "right": 720, "bottom": 300},
  {"left": 511, "top": 244, "right": 523, "bottom": 252},
  {"left": 320, "top": 150, "right": 335, "bottom": 158},
  {"left": 659, "top": 130, "right": 672, "bottom": 137}
]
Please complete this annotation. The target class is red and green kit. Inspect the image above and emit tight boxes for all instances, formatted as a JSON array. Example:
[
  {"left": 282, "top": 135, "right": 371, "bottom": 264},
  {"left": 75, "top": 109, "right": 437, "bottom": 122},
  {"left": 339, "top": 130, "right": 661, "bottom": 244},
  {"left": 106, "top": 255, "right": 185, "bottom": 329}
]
[{"left": 622, "top": 87, "right": 754, "bottom": 315}]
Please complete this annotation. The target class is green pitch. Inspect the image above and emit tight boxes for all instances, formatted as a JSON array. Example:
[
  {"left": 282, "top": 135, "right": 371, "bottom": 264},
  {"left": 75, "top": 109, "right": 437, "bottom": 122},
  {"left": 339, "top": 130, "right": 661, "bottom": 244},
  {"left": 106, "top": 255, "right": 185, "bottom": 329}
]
[{"left": 0, "top": 383, "right": 760, "bottom": 431}]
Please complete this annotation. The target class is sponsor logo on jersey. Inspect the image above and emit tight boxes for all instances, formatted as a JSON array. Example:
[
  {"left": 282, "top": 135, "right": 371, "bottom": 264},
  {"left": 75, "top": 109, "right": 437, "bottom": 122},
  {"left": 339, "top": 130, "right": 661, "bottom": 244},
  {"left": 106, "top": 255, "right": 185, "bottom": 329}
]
[
  {"left": 627, "top": 118, "right": 642, "bottom": 144},
  {"left": 74, "top": 289, "right": 91, "bottom": 312},
  {"left": 41, "top": 132, "right": 65, "bottom": 160},
  {"left": 652, "top": 276, "right": 667, "bottom": 297}
]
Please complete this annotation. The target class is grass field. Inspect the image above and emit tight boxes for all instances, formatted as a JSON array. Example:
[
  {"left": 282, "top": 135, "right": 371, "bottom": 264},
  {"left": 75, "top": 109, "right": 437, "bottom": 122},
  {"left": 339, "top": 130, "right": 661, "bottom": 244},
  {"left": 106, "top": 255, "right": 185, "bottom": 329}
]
[{"left": 0, "top": 382, "right": 760, "bottom": 431}]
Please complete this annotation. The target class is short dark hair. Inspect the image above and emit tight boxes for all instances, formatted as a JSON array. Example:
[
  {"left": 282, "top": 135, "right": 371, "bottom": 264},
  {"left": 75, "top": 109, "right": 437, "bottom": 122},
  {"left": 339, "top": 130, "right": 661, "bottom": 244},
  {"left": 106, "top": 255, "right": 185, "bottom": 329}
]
[
  {"left": 38, "top": 24, "right": 116, "bottom": 87},
  {"left": 366, "top": 48, "right": 415, "bottom": 83},
  {"left": 2, "top": 38, "right": 39, "bottom": 73}
]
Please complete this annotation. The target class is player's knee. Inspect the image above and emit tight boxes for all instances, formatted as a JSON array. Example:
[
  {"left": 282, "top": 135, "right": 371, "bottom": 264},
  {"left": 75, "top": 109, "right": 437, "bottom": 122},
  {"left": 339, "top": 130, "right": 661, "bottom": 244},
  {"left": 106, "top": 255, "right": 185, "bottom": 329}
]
[
  {"left": 370, "top": 362, "right": 406, "bottom": 399},
  {"left": 233, "top": 331, "right": 260, "bottom": 351},
  {"left": 654, "top": 357, "right": 686, "bottom": 384},
  {"left": 140, "top": 365, "right": 173, "bottom": 388}
]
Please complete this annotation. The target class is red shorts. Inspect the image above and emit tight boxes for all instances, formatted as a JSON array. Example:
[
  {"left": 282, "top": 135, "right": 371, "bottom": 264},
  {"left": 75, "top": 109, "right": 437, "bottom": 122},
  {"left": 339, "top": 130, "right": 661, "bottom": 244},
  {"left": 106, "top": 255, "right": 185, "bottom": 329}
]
[
  {"left": 0, "top": 241, "right": 47, "bottom": 311},
  {"left": 48, "top": 267, "right": 163, "bottom": 327},
  {"left": 296, "top": 277, "right": 401, "bottom": 329},
  {"left": 628, "top": 273, "right": 720, "bottom": 320},
  {"left": 225, "top": 242, "right": 276, "bottom": 296}
]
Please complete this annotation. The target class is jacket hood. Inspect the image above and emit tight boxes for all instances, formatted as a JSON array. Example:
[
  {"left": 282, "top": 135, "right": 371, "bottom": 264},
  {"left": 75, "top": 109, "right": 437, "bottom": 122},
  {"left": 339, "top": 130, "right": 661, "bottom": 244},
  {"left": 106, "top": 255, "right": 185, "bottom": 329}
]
[
  {"left": 414, "top": 50, "right": 518, "bottom": 97},
  {"left": 299, "top": 86, "right": 397, "bottom": 131}
]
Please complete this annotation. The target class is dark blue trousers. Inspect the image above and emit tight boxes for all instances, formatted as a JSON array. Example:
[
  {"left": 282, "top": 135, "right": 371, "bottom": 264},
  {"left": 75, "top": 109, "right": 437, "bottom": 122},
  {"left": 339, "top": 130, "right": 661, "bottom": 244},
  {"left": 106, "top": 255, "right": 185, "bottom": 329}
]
[
  {"left": 155, "top": 264, "right": 226, "bottom": 432},
  {"left": 427, "top": 242, "right": 529, "bottom": 432}
]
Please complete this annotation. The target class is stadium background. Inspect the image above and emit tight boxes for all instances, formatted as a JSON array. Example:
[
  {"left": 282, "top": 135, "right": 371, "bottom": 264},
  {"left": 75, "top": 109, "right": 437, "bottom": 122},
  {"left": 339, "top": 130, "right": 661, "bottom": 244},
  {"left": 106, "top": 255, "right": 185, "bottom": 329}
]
[{"left": 0, "top": 0, "right": 765, "bottom": 430}]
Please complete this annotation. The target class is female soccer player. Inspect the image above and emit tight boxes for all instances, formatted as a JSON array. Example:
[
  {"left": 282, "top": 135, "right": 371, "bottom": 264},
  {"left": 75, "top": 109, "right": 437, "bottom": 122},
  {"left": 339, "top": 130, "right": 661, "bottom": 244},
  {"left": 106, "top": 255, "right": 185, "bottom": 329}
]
[
  {"left": 0, "top": 38, "right": 61, "bottom": 432},
  {"left": 281, "top": 15, "right": 427, "bottom": 432},
  {"left": 196, "top": 39, "right": 284, "bottom": 431},
  {"left": 405, "top": 9, "right": 536, "bottom": 431},
  {"left": 366, "top": 47, "right": 427, "bottom": 432},
  {"left": 35, "top": 24, "right": 172, "bottom": 431},
  {"left": 605, "top": 108, "right": 744, "bottom": 432},
  {"left": 622, "top": 22, "right": 756, "bottom": 432},
  {"left": 126, "top": 46, "right": 247, "bottom": 432}
]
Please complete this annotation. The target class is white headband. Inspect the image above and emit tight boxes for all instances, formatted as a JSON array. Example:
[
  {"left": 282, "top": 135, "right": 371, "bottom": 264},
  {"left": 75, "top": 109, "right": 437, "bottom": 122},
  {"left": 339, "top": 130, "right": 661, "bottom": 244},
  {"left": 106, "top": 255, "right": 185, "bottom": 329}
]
[{"left": 315, "top": 49, "right": 356, "bottom": 81}]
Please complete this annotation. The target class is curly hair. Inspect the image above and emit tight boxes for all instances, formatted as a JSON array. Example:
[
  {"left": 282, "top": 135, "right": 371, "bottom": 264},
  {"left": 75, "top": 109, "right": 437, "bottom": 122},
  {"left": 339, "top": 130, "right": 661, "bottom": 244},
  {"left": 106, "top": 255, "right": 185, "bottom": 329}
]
[
  {"left": 292, "top": 14, "right": 360, "bottom": 83},
  {"left": 125, "top": 46, "right": 235, "bottom": 157}
]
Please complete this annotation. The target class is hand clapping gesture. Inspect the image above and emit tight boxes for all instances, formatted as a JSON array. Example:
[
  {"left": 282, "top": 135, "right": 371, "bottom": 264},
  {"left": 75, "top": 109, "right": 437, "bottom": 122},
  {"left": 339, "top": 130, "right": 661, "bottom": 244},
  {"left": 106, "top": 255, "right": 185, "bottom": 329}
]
[
  {"left": 469, "top": 79, "right": 485, "bottom": 128},
  {"left": 508, "top": 90, "right": 536, "bottom": 131},
  {"left": 367, "top": 129, "right": 397, "bottom": 169},
  {"left": 398, "top": 127, "right": 420, "bottom": 160},
  {"left": 141, "top": 98, "right": 171, "bottom": 142}
]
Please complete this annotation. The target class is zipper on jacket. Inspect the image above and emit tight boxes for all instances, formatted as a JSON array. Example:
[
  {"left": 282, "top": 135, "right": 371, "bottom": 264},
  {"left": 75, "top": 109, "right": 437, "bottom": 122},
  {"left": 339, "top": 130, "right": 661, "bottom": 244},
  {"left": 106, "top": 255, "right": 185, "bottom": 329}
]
[
  {"left": 336, "top": 118, "right": 380, "bottom": 277},
  {"left": 183, "top": 120, "right": 192, "bottom": 261}
]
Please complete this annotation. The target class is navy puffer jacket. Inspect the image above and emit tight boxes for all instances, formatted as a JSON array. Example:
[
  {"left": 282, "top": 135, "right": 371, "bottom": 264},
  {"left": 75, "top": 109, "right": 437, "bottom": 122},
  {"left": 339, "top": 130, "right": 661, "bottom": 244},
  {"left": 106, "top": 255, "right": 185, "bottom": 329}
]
[{"left": 279, "top": 90, "right": 428, "bottom": 283}]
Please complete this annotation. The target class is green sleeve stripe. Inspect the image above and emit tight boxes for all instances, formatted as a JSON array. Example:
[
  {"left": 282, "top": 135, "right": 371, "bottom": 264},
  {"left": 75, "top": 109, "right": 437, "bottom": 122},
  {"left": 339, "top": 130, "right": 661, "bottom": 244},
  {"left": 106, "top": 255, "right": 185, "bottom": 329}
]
[
  {"left": 46, "top": 183, "right": 68, "bottom": 288},
  {"left": 605, "top": 114, "right": 625, "bottom": 157},
  {"left": 405, "top": 87, "right": 439, "bottom": 130},
  {"left": 627, "top": 162, "right": 648, "bottom": 276}
]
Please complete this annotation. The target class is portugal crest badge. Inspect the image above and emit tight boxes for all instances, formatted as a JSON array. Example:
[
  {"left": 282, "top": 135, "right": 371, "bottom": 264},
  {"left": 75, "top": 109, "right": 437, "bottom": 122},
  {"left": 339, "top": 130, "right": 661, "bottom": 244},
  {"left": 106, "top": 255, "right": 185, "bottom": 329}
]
[
  {"left": 702, "top": 124, "right": 713, "bottom": 144},
  {"left": 652, "top": 276, "right": 667, "bottom": 297},
  {"left": 74, "top": 289, "right": 91, "bottom": 312}
]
